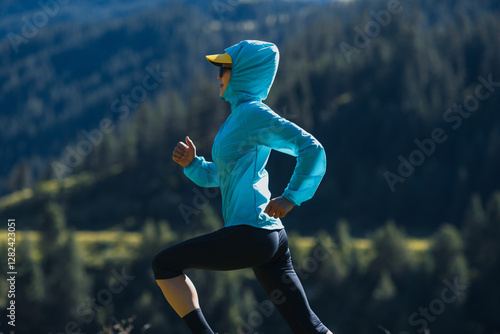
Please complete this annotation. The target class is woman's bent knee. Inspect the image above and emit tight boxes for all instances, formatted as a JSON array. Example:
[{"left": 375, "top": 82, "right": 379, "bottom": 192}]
[{"left": 152, "top": 250, "right": 182, "bottom": 280}]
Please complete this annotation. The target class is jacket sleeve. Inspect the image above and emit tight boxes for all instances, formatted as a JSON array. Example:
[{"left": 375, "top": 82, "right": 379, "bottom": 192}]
[
  {"left": 183, "top": 156, "right": 219, "bottom": 188},
  {"left": 244, "top": 105, "right": 326, "bottom": 206}
]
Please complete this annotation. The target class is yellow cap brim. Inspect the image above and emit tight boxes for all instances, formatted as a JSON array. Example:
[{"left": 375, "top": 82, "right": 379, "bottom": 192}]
[{"left": 206, "top": 53, "right": 232, "bottom": 66}]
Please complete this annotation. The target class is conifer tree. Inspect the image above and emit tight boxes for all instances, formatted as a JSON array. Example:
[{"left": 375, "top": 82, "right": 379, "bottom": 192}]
[
  {"left": 431, "top": 224, "right": 468, "bottom": 285},
  {"left": 15, "top": 237, "right": 46, "bottom": 330},
  {"left": 462, "top": 193, "right": 488, "bottom": 271},
  {"left": 37, "top": 202, "right": 90, "bottom": 331},
  {"left": 372, "top": 270, "right": 397, "bottom": 301},
  {"left": 371, "top": 221, "right": 412, "bottom": 275},
  {"left": 8, "top": 159, "right": 33, "bottom": 191}
]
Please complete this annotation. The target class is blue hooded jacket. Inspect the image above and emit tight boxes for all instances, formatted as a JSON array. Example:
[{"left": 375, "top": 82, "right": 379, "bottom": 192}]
[{"left": 184, "top": 40, "right": 326, "bottom": 230}]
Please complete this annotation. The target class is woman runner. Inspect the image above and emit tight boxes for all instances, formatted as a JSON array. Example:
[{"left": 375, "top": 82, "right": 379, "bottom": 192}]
[{"left": 152, "top": 40, "right": 332, "bottom": 334}]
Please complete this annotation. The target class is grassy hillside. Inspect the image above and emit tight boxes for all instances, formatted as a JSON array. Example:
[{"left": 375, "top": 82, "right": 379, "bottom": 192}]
[
  {"left": 3, "top": 0, "right": 500, "bottom": 235},
  {"left": 0, "top": 0, "right": 317, "bottom": 196}
]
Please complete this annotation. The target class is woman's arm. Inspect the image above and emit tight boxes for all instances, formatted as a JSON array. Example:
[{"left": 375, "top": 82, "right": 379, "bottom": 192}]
[
  {"left": 244, "top": 105, "right": 327, "bottom": 207},
  {"left": 184, "top": 157, "right": 219, "bottom": 188},
  {"left": 173, "top": 136, "right": 219, "bottom": 188}
]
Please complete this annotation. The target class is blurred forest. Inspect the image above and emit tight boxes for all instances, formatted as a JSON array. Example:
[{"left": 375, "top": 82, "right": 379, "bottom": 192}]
[{"left": 1, "top": 0, "right": 500, "bottom": 333}]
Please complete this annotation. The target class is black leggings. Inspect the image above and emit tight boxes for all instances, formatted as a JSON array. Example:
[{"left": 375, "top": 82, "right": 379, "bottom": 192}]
[{"left": 152, "top": 225, "right": 329, "bottom": 334}]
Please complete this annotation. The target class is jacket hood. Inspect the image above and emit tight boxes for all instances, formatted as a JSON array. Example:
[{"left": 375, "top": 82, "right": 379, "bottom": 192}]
[{"left": 222, "top": 40, "right": 280, "bottom": 106}]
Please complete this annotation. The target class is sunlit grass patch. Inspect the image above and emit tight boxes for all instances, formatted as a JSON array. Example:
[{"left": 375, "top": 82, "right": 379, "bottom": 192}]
[
  {"left": 353, "top": 238, "right": 429, "bottom": 252},
  {"left": 0, "top": 188, "right": 34, "bottom": 208},
  {"left": 0, "top": 170, "right": 104, "bottom": 210},
  {"left": 407, "top": 238, "right": 430, "bottom": 251}
]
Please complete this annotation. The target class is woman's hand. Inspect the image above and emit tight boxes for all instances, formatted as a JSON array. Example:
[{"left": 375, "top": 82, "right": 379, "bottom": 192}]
[
  {"left": 264, "top": 196, "right": 294, "bottom": 219},
  {"left": 172, "top": 136, "right": 196, "bottom": 167}
]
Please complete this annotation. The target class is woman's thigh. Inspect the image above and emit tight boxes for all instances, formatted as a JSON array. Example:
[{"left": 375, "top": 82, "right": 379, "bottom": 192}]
[{"left": 152, "top": 225, "right": 281, "bottom": 279}]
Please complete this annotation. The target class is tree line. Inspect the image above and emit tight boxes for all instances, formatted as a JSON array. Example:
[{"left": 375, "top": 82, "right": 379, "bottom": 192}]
[{"left": 1, "top": 193, "right": 499, "bottom": 333}]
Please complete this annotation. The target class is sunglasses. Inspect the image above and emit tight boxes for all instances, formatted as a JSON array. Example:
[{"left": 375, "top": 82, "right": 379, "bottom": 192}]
[{"left": 219, "top": 65, "right": 232, "bottom": 77}]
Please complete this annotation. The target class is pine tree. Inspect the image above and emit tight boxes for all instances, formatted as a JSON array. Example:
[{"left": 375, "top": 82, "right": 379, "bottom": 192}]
[
  {"left": 462, "top": 192, "right": 500, "bottom": 332},
  {"left": 371, "top": 221, "right": 412, "bottom": 275},
  {"left": 372, "top": 270, "right": 397, "bottom": 301},
  {"left": 333, "top": 219, "right": 356, "bottom": 273},
  {"left": 462, "top": 193, "right": 489, "bottom": 272},
  {"left": 8, "top": 159, "right": 33, "bottom": 191},
  {"left": 431, "top": 224, "right": 468, "bottom": 281},
  {"left": 15, "top": 236, "right": 46, "bottom": 331},
  {"left": 37, "top": 202, "right": 90, "bottom": 331},
  {"left": 38, "top": 202, "right": 68, "bottom": 271}
]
